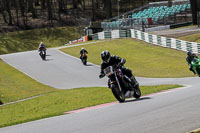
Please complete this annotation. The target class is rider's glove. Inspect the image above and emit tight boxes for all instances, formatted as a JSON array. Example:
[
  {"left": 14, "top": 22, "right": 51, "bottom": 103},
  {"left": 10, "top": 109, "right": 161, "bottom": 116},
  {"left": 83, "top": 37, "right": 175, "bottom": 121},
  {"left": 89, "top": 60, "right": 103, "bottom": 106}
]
[
  {"left": 99, "top": 73, "right": 105, "bottom": 78},
  {"left": 119, "top": 62, "right": 123, "bottom": 66}
]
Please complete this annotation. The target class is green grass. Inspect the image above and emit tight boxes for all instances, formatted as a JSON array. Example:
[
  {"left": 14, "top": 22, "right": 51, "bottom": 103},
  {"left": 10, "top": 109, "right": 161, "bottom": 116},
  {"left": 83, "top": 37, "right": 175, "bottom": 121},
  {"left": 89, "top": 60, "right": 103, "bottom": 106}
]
[
  {"left": 0, "top": 84, "right": 182, "bottom": 128},
  {"left": 61, "top": 38, "right": 193, "bottom": 78},
  {"left": 0, "top": 37, "right": 185, "bottom": 128},
  {"left": 0, "top": 58, "right": 183, "bottom": 128},
  {"left": 0, "top": 59, "right": 56, "bottom": 104},
  {"left": 0, "top": 27, "right": 80, "bottom": 54},
  {"left": 178, "top": 33, "right": 200, "bottom": 43}
]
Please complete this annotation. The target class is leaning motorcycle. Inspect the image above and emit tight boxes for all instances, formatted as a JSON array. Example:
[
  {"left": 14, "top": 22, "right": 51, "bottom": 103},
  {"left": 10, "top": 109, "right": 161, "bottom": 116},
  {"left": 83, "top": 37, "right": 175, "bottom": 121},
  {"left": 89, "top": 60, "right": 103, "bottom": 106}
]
[
  {"left": 81, "top": 53, "right": 87, "bottom": 65},
  {"left": 103, "top": 64, "right": 141, "bottom": 102},
  {"left": 191, "top": 57, "right": 200, "bottom": 76},
  {"left": 39, "top": 49, "right": 46, "bottom": 60}
]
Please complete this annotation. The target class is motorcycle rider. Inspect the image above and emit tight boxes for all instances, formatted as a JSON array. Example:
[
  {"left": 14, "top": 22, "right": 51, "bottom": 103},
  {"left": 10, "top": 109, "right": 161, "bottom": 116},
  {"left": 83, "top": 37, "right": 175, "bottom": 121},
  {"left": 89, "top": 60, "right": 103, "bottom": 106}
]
[
  {"left": 186, "top": 51, "right": 198, "bottom": 74},
  {"left": 38, "top": 42, "right": 46, "bottom": 55},
  {"left": 80, "top": 47, "right": 88, "bottom": 61},
  {"left": 99, "top": 50, "right": 139, "bottom": 89}
]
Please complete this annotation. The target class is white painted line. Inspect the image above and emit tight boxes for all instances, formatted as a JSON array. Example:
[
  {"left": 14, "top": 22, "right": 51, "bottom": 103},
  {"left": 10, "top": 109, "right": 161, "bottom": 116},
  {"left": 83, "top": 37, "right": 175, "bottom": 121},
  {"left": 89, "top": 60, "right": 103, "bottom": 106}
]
[{"left": 0, "top": 94, "right": 44, "bottom": 106}]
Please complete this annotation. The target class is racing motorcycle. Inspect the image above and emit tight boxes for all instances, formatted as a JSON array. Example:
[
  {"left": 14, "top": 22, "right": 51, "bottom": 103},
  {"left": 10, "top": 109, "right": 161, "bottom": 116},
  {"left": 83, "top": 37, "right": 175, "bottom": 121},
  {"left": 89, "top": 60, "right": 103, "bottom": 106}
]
[
  {"left": 81, "top": 53, "right": 87, "bottom": 65},
  {"left": 39, "top": 49, "right": 46, "bottom": 60},
  {"left": 191, "top": 57, "right": 200, "bottom": 76},
  {"left": 103, "top": 64, "right": 141, "bottom": 102}
]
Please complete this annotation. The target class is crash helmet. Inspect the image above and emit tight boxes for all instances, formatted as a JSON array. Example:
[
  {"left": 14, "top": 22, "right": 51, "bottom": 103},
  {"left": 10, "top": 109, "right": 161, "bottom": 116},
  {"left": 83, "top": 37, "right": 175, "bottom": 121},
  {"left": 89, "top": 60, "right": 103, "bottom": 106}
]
[
  {"left": 101, "top": 50, "right": 111, "bottom": 63},
  {"left": 81, "top": 47, "right": 84, "bottom": 50},
  {"left": 40, "top": 42, "right": 45, "bottom": 47},
  {"left": 187, "top": 51, "right": 192, "bottom": 56}
]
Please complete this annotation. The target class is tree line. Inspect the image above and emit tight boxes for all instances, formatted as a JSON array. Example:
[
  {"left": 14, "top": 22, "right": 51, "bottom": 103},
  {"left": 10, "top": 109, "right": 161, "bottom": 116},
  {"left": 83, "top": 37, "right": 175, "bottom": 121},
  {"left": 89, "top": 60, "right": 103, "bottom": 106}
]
[{"left": 0, "top": 0, "right": 164, "bottom": 29}]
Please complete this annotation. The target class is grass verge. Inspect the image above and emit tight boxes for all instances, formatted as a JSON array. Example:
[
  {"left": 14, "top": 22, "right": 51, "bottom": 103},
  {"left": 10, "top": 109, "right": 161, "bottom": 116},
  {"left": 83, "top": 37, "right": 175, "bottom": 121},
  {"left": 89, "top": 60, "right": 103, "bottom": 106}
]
[
  {"left": 0, "top": 84, "right": 182, "bottom": 128},
  {"left": 189, "top": 128, "right": 200, "bottom": 133},
  {"left": 61, "top": 38, "right": 194, "bottom": 78},
  {"left": 0, "top": 26, "right": 80, "bottom": 55},
  {"left": 178, "top": 32, "right": 200, "bottom": 43},
  {"left": 0, "top": 59, "right": 56, "bottom": 104}
]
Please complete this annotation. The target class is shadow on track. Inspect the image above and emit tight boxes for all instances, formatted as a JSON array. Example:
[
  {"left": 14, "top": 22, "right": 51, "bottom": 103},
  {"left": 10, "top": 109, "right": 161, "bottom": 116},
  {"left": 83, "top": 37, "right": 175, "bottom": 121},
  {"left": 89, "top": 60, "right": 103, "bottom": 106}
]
[
  {"left": 44, "top": 59, "right": 53, "bottom": 61},
  {"left": 85, "top": 64, "right": 94, "bottom": 66},
  {"left": 124, "top": 97, "right": 151, "bottom": 103}
]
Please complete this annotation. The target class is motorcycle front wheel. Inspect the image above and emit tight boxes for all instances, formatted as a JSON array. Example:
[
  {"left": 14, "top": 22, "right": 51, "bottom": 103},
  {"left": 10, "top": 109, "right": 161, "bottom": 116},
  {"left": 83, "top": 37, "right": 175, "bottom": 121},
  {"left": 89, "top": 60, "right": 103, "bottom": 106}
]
[
  {"left": 111, "top": 84, "right": 125, "bottom": 103},
  {"left": 83, "top": 59, "right": 87, "bottom": 65},
  {"left": 133, "top": 85, "right": 141, "bottom": 99}
]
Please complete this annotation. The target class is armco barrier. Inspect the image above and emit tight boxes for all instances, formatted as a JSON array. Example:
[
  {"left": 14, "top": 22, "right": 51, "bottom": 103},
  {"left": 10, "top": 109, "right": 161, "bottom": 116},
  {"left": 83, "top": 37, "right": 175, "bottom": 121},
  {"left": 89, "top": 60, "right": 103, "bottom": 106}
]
[
  {"left": 92, "top": 34, "right": 99, "bottom": 40},
  {"left": 91, "top": 29, "right": 200, "bottom": 54},
  {"left": 104, "top": 31, "right": 111, "bottom": 39},
  {"left": 119, "top": 30, "right": 127, "bottom": 38}
]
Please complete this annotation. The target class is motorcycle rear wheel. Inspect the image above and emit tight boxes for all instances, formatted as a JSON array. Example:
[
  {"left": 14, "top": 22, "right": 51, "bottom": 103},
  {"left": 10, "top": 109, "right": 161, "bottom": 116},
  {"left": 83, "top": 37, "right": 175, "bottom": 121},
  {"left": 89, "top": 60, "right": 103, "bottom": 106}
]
[
  {"left": 196, "top": 67, "right": 200, "bottom": 77},
  {"left": 111, "top": 84, "right": 125, "bottom": 103}
]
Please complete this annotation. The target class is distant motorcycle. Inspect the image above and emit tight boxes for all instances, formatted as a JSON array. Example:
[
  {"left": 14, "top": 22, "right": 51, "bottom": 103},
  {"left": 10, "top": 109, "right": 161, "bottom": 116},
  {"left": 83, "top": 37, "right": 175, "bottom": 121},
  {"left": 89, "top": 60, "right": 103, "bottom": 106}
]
[
  {"left": 103, "top": 64, "right": 141, "bottom": 102},
  {"left": 191, "top": 57, "right": 200, "bottom": 76},
  {"left": 39, "top": 49, "right": 46, "bottom": 60},
  {"left": 81, "top": 53, "right": 87, "bottom": 65}
]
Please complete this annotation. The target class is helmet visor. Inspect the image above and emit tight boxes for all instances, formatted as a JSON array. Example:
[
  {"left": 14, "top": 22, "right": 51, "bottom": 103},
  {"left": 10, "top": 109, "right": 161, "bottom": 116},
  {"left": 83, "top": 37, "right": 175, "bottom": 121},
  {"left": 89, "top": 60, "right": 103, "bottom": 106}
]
[{"left": 102, "top": 56, "right": 110, "bottom": 63}]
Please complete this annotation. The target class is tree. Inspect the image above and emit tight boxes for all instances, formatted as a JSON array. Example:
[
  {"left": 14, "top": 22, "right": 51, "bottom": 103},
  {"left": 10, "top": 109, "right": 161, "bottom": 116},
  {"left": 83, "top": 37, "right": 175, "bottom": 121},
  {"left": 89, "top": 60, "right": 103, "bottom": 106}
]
[
  {"left": 4, "top": 0, "right": 13, "bottom": 25},
  {"left": 14, "top": 0, "right": 20, "bottom": 26},
  {"left": 58, "top": 0, "right": 63, "bottom": 19},
  {"left": 73, "top": 0, "right": 78, "bottom": 9},
  {"left": 47, "top": 0, "right": 54, "bottom": 25},
  {"left": 34, "top": 0, "right": 40, "bottom": 6},
  {"left": 190, "top": 0, "right": 197, "bottom": 24},
  {"left": 105, "top": 0, "right": 112, "bottom": 19},
  {"left": 0, "top": 0, "right": 8, "bottom": 23},
  {"left": 41, "top": 0, "right": 46, "bottom": 9},
  {"left": 29, "top": 0, "right": 37, "bottom": 18}
]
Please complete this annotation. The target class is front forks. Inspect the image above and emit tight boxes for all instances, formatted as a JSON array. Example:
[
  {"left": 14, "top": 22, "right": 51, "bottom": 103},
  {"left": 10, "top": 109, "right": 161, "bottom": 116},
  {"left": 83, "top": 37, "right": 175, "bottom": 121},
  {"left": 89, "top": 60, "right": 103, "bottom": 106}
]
[
  {"left": 108, "top": 74, "right": 123, "bottom": 92},
  {"left": 114, "top": 73, "right": 123, "bottom": 92}
]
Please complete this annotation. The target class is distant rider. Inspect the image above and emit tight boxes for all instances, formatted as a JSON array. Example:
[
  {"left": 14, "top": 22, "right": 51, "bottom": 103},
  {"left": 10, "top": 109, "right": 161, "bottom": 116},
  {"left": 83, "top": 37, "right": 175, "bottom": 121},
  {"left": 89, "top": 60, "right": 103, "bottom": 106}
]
[
  {"left": 99, "top": 50, "right": 138, "bottom": 88},
  {"left": 186, "top": 51, "right": 198, "bottom": 74},
  {"left": 38, "top": 42, "right": 46, "bottom": 55},
  {"left": 80, "top": 47, "right": 88, "bottom": 61}
]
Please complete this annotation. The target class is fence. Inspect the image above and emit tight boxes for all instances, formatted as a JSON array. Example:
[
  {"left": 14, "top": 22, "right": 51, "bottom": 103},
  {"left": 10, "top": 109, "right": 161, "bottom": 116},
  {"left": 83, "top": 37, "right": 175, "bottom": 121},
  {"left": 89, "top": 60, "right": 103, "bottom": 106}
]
[{"left": 91, "top": 29, "right": 200, "bottom": 54}]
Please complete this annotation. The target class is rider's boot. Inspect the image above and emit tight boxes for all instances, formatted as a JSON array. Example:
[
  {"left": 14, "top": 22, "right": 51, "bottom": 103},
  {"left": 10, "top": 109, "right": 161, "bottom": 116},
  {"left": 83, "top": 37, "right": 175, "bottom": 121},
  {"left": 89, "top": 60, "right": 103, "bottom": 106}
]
[{"left": 189, "top": 67, "right": 196, "bottom": 75}]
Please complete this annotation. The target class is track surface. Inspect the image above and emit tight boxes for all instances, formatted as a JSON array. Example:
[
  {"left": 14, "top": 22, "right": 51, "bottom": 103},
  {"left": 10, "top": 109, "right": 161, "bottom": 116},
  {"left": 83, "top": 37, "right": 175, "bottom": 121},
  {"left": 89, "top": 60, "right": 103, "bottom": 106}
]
[
  {"left": 0, "top": 47, "right": 200, "bottom": 133},
  {"left": 0, "top": 49, "right": 107, "bottom": 89}
]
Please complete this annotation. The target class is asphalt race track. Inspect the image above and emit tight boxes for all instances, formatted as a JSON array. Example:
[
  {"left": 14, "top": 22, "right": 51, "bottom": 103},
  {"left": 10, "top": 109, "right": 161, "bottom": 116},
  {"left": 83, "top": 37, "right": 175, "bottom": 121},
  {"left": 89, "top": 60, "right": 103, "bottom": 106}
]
[
  {"left": 0, "top": 49, "right": 107, "bottom": 89},
  {"left": 0, "top": 47, "right": 200, "bottom": 133}
]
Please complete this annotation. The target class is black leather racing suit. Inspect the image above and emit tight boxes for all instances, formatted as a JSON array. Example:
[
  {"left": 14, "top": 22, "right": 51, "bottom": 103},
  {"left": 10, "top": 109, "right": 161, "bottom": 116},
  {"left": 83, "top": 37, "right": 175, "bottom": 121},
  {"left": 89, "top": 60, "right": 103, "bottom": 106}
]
[
  {"left": 99, "top": 55, "right": 133, "bottom": 79},
  {"left": 80, "top": 49, "right": 88, "bottom": 60},
  {"left": 38, "top": 45, "right": 46, "bottom": 56},
  {"left": 99, "top": 55, "right": 138, "bottom": 88}
]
